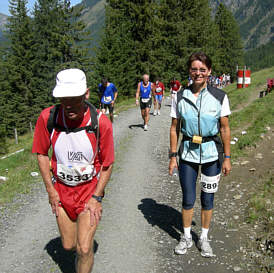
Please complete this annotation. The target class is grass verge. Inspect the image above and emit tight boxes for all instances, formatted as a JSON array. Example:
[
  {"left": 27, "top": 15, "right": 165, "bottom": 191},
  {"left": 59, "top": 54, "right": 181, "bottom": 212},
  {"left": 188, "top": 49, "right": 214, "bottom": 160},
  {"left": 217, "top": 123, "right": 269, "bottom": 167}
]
[
  {"left": 246, "top": 175, "right": 274, "bottom": 272},
  {"left": 228, "top": 92, "right": 274, "bottom": 159},
  {"left": 224, "top": 66, "right": 274, "bottom": 111},
  {"left": 0, "top": 147, "right": 39, "bottom": 205}
]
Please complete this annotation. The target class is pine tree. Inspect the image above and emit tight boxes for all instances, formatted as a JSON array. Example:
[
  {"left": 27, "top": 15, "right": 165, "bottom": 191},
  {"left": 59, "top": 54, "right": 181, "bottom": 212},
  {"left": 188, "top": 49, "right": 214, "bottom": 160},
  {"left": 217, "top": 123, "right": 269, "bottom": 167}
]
[
  {"left": 92, "top": 0, "right": 140, "bottom": 100},
  {"left": 31, "top": 0, "right": 93, "bottom": 115},
  {"left": 215, "top": 3, "right": 244, "bottom": 81},
  {"left": 2, "top": 0, "right": 35, "bottom": 135},
  {"left": 94, "top": 0, "right": 224, "bottom": 96}
]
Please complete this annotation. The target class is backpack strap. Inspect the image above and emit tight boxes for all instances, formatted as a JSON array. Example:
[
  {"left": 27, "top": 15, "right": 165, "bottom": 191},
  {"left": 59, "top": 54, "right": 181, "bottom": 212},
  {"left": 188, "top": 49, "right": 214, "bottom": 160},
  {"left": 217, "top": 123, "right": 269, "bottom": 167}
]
[
  {"left": 47, "top": 104, "right": 61, "bottom": 135},
  {"left": 47, "top": 101, "right": 98, "bottom": 135}
]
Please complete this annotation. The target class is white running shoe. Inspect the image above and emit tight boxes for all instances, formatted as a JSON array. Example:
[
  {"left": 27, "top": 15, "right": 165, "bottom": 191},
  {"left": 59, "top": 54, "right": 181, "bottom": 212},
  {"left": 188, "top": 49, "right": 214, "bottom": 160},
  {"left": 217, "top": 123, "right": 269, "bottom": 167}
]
[
  {"left": 174, "top": 236, "right": 193, "bottom": 255},
  {"left": 197, "top": 238, "right": 215, "bottom": 257},
  {"left": 144, "top": 124, "right": 148, "bottom": 131},
  {"left": 157, "top": 110, "right": 160, "bottom": 115},
  {"left": 153, "top": 111, "right": 157, "bottom": 116}
]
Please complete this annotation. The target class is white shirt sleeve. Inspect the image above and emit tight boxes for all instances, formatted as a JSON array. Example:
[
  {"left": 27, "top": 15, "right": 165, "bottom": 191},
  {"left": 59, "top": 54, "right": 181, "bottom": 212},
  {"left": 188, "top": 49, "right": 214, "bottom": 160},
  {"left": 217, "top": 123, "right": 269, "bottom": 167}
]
[
  {"left": 221, "top": 94, "right": 231, "bottom": 117},
  {"left": 170, "top": 93, "right": 178, "bottom": 118}
]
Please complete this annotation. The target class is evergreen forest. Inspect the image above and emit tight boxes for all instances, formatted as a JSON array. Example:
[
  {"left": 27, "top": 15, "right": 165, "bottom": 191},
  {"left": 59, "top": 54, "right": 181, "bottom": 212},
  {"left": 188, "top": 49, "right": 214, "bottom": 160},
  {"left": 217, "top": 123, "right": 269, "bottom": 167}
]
[{"left": 0, "top": 0, "right": 244, "bottom": 153}]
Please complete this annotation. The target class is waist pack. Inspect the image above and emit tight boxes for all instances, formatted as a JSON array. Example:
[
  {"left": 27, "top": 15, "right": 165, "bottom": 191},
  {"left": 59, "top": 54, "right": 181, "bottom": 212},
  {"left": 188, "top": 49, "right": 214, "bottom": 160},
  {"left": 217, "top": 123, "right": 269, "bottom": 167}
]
[
  {"left": 179, "top": 135, "right": 224, "bottom": 164},
  {"left": 141, "top": 97, "right": 150, "bottom": 103}
]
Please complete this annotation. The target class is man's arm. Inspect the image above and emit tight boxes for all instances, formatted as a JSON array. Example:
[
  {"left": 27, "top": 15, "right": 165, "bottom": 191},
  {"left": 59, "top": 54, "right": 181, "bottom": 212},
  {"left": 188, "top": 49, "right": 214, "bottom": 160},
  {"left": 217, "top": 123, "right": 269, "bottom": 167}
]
[
  {"left": 112, "top": 91, "right": 118, "bottom": 105},
  {"left": 37, "top": 153, "right": 60, "bottom": 216},
  {"left": 85, "top": 164, "right": 113, "bottom": 226},
  {"left": 136, "top": 82, "right": 141, "bottom": 105},
  {"left": 220, "top": 116, "right": 231, "bottom": 176},
  {"left": 85, "top": 114, "right": 114, "bottom": 226}
]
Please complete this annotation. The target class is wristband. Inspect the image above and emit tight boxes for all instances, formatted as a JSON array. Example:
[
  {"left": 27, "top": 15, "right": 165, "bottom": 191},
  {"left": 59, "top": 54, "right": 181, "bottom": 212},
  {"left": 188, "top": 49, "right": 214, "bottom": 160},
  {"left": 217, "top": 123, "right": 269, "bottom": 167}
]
[
  {"left": 92, "top": 195, "right": 103, "bottom": 203},
  {"left": 169, "top": 152, "right": 178, "bottom": 159},
  {"left": 224, "top": 155, "right": 231, "bottom": 159}
]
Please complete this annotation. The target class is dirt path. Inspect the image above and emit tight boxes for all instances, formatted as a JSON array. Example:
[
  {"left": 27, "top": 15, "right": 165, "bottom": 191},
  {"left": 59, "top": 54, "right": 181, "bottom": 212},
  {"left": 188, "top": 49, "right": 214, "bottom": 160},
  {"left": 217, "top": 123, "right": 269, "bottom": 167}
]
[{"left": 0, "top": 93, "right": 272, "bottom": 272}]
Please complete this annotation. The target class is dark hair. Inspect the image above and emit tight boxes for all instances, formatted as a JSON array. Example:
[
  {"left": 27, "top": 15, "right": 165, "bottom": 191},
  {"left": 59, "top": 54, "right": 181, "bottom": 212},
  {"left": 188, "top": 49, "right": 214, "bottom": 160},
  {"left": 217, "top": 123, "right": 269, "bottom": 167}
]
[
  {"left": 187, "top": 52, "right": 212, "bottom": 70},
  {"left": 101, "top": 78, "right": 108, "bottom": 85}
]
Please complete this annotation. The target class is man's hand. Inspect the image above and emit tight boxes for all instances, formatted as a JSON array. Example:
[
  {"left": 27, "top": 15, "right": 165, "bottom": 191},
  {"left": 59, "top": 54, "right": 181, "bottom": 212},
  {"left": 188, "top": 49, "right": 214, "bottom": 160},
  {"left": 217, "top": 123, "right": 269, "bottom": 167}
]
[
  {"left": 136, "top": 99, "right": 139, "bottom": 106},
  {"left": 84, "top": 197, "right": 102, "bottom": 226},
  {"left": 47, "top": 187, "right": 60, "bottom": 216}
]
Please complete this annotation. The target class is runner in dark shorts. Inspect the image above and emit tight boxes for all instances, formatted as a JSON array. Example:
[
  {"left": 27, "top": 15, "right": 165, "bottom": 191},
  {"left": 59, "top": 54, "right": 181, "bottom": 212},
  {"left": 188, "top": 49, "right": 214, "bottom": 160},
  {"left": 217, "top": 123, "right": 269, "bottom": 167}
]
[
  {"left": 98, "top": 78, "right": 118, "bottom": 123},
  {"left": 135, "top": 74, "right": 154, "bottom": 131}
]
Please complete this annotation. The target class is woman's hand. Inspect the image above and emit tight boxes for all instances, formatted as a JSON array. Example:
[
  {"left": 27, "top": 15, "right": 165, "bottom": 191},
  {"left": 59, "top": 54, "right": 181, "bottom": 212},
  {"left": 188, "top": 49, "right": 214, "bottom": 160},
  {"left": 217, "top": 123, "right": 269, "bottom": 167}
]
[
  {"left": 222, "top": 158, "right": 231, "bottom": 176},
  {"left": 169, "top": 157, "right": 178, "bottom": 175}
]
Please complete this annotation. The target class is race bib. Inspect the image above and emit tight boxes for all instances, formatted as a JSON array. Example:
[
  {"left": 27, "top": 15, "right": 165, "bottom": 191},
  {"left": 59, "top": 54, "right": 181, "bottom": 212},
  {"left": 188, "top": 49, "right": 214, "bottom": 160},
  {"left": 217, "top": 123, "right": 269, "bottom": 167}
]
[
  {"left": 104, "top": 96, "right": 112, "bottom": 102},
  {"left": 156, "top": 87, "right": 162, "bottom": 93},
  {"left": 57, "top": 163, "right": 96, "bottom": 186},
  {"left": 200, "top": 173, "right": 220, "bottom": 193},
  {"left": 141, "top": 98, "right": 150, "bottom": 103}
]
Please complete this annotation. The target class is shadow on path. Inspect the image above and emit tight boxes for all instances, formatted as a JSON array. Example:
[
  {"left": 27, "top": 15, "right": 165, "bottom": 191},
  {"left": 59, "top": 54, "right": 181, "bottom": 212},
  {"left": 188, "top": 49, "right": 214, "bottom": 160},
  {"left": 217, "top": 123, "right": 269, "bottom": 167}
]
[
  {"left": 45, "top": 237, "right": 98, "bottom": 273},
  {"left": 138, "top": 198, "right": 198, "bottom": 243},
  {"left": 129, "top": 124, "right": 144, "bottom": 129}
]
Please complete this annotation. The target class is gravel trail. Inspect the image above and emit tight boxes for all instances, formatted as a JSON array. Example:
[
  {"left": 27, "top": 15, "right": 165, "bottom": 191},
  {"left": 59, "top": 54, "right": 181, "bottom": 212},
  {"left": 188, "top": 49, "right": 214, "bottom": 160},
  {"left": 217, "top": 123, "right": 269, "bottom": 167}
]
[{"left": 0, "top": 96, "right": 272, "bottom": 273}]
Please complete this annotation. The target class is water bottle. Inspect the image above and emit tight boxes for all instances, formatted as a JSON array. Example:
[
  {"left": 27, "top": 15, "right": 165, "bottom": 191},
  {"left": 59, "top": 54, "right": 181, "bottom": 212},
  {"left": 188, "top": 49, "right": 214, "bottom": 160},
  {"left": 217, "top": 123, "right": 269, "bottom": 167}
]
[{"left": 172, "top": 168, "right": 179, "bottom": 177}]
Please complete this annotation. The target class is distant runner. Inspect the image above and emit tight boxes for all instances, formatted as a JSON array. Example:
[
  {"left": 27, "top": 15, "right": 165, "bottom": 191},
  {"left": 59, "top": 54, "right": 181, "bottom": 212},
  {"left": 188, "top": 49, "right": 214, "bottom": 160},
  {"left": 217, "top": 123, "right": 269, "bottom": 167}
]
[
  {"left": 170, "top": 78, "right": 181, "bottom": 95},
  {"left": 136, "top": 74, "right": 154, "bottom": 131},
  {"left": 169, "top": 52, "right": 231, "bottom": 258},
  {"left": 32, "top": 68, "right": 114, "bottom": 273},
  {"left": 153, "top": 78, "right": 165, "bottom": 116},
  {"left": 98, "top": 78, "right": 118, "bottom": 123}
]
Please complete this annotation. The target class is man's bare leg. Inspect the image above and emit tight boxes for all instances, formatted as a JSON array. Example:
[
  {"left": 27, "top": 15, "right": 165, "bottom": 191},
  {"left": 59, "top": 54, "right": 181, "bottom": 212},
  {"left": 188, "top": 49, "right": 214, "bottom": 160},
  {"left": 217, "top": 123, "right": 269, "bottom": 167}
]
[
  {"left": 76, "top": 210, "right": 97, "bottom": 273},
  {"left": 145, "top": 107, "right": 150, "bottom": 125},
  {"left": 56, "top": 207, "right": 77, "bottom": 251}
]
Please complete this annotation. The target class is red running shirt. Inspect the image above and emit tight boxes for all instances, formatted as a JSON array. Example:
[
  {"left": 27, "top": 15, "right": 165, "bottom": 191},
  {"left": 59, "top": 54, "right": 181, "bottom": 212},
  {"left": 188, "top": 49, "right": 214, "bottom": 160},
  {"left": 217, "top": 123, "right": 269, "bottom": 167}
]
[
  {"left": 32, "top": 105, "right": 114, "bottom": 186},
  {"left": 170, "top": 80, "right": 181, "bottom": 92},
  {"left": 154, "top": 82, "right": 165, "bottom": 95}
]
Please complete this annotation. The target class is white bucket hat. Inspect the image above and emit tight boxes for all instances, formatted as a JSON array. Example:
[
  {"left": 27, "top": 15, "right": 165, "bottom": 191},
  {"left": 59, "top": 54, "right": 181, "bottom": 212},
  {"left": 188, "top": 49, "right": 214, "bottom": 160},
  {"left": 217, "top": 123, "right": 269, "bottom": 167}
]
[{"left": 52, "top": 68, "right": 87, "bottom": 98}]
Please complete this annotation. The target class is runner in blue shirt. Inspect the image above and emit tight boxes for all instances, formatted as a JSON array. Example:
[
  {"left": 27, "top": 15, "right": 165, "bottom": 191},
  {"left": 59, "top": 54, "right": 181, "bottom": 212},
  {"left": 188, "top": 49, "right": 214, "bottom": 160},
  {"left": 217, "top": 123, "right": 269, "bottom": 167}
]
[
  {"left": 98, "top": 78, "right": 118, "bottom": 122},
  {"left": 135, "top": 74, "right": 154, "bottom": 131}
]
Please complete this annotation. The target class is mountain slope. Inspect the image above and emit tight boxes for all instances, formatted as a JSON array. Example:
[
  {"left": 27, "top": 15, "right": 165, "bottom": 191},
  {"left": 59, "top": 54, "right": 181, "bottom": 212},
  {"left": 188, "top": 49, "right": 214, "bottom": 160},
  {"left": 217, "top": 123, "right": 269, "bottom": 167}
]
[
  {"left": 78, "top": 0, "right": 273, "bottom": 50},
  {"left": 210, "top": 0, "right": 274, "bottom": 49},
  {"left": 74, "top": 0, "right": 106, "bottom": 47}
]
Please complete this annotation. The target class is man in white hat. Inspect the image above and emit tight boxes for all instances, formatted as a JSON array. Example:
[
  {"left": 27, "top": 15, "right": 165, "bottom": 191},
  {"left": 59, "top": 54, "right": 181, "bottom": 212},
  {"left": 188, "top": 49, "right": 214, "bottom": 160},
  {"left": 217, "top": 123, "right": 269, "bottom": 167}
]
[{"left": 32, "top": 68, "right": 114, "bottom": 273}]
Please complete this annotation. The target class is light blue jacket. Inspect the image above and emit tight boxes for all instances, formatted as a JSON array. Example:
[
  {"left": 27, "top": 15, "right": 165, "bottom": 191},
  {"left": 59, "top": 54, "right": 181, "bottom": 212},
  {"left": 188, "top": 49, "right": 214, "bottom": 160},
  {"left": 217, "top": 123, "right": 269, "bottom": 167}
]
[{"left": 176, "top": 85, "right": 226, "bottom": 164}]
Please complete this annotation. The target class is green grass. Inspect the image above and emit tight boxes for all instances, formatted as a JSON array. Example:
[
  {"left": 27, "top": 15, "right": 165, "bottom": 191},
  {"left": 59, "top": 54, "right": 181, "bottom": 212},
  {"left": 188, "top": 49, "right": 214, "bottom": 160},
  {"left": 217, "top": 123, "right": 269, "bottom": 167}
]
[
  {"left": 228, "top": 92, "right": 274, "bottom": 159},
  {"left": 246, "top": 176, "right": 274, "bottom": 272},
  {"left": 221, "top": 66, "right": 274, "bottom": 159},
  {"left": 224, "top": 66, "right": 274, "bottom": 111},
  {"left": 0, "top": 147, "right": 39, "bottom": 204},
  {"left": 114, "top": 97, "right": 136, "bottom": 115},
  {"left": 247, "top": 176, "right": 273, "bottom": 225}
]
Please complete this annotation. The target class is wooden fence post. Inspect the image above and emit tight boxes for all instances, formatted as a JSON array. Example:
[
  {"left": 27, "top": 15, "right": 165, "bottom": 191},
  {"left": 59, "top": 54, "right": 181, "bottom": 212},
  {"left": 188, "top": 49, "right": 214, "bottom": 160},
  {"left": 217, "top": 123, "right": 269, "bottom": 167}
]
[
  {"left": 14, "top": 128, "right": 18, "bottom": 144},
  {"left": 30, "top": 122, "right": 33, "bottom": 134}
]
